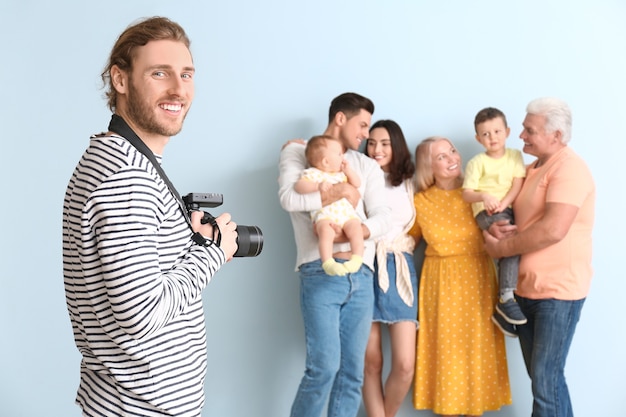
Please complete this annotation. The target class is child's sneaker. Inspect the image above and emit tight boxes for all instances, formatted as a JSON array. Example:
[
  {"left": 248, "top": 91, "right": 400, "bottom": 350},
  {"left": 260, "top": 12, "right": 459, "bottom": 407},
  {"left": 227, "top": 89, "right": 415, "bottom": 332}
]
[
  {"left": 491, "top": 313, "right": 518, "bottom": 338},
  {"left": 496, "top": 298, "right": 527, "bottom": 325}
]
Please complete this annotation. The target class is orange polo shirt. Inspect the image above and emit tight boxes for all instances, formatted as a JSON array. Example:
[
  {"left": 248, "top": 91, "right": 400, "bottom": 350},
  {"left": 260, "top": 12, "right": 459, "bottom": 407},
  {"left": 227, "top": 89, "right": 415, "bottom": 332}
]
[{"left": 514, "top": 146, "right": 595, "bottom": 300}]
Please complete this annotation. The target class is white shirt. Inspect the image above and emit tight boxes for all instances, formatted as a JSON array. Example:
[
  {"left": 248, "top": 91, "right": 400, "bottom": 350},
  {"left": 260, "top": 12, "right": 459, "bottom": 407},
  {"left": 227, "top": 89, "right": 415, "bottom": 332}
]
[{"left": 278, "top": 142, "right": 391, "bottom": 271}]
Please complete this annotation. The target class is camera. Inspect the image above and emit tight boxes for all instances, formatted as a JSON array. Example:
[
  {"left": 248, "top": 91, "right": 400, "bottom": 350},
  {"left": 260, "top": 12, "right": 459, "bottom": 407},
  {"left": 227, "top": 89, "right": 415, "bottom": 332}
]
[{"left": 183, "top": 193, "right": 264, "bottom": 258}]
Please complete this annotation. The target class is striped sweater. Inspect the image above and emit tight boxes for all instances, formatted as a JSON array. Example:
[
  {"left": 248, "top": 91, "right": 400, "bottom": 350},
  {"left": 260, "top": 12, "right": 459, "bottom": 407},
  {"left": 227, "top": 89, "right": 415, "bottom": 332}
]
[{"left": 62, "top": 134, "right": 225, "bottom": 416}]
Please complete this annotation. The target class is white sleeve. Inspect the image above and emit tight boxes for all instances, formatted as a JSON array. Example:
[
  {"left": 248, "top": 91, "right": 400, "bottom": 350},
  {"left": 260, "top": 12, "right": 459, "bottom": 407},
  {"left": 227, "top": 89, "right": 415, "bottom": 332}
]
[
  {"left": 352, "top": 153, "right": 391, "bottom": 240},
  {"left": 278, "top": 142, "right": 323, "bottom": 213}
]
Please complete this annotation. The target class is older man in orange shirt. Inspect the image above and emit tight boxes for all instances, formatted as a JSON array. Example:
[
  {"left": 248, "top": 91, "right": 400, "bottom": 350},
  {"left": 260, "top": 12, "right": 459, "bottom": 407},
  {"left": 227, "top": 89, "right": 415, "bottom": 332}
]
[{"left": 484, "top": 97, "right": 595, "bottom": 417}]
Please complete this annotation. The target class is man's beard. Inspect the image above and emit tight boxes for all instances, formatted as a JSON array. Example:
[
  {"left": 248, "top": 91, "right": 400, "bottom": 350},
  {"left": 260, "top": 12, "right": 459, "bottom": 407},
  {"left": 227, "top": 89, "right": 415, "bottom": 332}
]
[{"left": 126, "top": 80, "right": 188, "bottom": 137}]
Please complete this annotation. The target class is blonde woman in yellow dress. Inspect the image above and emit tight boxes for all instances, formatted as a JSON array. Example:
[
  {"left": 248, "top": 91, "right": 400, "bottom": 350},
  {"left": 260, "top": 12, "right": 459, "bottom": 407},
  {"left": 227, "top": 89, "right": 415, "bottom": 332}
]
[{"left": 409, "top": 137, "right": 512, "bottom": 416}]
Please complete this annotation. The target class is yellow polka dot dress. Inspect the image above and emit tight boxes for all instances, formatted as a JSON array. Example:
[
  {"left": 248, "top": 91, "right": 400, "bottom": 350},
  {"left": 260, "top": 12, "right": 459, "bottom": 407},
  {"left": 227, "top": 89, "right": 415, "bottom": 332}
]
[{"left": 409, "top": 187, "right": 512, "bottom": 415}]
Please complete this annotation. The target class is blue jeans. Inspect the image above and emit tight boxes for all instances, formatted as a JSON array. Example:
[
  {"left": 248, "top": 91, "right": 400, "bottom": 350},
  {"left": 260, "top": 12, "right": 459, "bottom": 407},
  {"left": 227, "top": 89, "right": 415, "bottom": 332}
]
[
  {"left": 476, "top": 208, "right": 520, "bottom": 293},
  {"left": 516, "top": 296, "right": 585, "bottom": 417},
  {"left": 290, "top": 259, "right": 374, "bottom": 417}
]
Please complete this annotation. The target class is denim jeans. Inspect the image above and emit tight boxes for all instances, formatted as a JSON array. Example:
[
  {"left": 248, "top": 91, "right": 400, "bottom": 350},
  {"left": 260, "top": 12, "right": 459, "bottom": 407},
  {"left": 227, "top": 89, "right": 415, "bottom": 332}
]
[
  {"left": 476, "top": 208, "right": 520, "bottom": 293},
  {"left": 516, "top": 296, "right": 585, "bottom": 417},
  {"left": 290, "top": 259, "right": 374, "bottom": 417}
]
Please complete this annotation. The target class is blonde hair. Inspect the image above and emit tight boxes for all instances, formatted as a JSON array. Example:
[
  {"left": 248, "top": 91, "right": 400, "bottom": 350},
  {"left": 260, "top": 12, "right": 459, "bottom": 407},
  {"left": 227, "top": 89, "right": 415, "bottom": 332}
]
[
  {"left": 305, "top": 135, "right": 341, "bottom": 168},
  {"left": 414, "top": 136, "right": 461, "bottom": 192}
]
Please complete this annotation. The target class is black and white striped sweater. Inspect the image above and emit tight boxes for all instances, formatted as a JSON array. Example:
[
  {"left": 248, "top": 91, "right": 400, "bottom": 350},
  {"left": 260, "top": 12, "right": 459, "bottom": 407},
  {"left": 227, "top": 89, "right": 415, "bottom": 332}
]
[{"left": 62, "top": 134, "right": 225, "bottom": 416}]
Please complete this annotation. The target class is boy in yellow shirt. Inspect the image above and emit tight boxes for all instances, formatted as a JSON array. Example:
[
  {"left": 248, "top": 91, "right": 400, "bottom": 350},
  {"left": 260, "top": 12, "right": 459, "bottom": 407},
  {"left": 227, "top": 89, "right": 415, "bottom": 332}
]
[{"left": 463, "top": 107, "right": 526, "bottom": 336}]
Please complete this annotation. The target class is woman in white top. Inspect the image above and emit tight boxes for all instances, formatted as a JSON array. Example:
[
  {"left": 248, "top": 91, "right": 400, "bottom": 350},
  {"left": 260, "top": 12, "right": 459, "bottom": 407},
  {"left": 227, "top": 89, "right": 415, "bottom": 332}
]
[{"left": 362, "top": 119, "right": 418, "bottom": 417}]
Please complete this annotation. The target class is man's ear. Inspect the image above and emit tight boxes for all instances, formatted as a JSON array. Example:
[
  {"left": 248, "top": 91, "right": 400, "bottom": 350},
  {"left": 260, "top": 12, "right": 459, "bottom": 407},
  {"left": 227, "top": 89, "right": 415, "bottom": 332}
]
[
  {"left": 334, "top": 111, "right": 346, "bottom": 126},
  {"left": 110, "top": 65, "right": 129, "bottom": 94}
]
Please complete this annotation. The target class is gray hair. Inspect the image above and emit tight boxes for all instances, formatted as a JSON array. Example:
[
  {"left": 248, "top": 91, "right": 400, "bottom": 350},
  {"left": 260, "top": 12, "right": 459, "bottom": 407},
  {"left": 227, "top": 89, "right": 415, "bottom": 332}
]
[{"left": 526, "top": 97, "right": 572, "bottom": 144}]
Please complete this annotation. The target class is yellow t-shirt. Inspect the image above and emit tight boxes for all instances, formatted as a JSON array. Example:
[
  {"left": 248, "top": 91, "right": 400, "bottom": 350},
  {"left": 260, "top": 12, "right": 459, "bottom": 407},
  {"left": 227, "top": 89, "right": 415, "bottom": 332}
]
[{"left": 463, "top": 148, "right": 526, "bottom": 217}]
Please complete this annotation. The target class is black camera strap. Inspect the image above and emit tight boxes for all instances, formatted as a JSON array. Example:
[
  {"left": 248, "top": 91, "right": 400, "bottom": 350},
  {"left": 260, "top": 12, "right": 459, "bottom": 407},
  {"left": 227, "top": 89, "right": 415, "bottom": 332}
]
[{"left": 107, "top": 114, "right": 220, "bottom": 247}]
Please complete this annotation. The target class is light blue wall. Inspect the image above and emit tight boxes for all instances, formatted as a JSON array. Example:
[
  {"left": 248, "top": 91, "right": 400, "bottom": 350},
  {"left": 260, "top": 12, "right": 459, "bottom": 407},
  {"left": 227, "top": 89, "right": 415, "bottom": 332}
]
[{"left": 1, "top": 1, "right": 624, "bottom": 416}]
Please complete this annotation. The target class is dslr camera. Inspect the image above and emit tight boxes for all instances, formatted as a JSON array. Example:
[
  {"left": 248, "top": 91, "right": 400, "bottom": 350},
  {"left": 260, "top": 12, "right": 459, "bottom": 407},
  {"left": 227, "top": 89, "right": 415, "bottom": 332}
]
[{"left": 183, "top": 193, "right": 263, "bottom": 258}]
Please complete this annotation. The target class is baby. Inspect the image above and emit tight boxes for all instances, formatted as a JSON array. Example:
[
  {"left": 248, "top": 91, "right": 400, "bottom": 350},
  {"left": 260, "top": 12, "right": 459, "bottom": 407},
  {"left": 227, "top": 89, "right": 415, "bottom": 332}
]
[{"left": 295, "top": 135, "right": 364, "bottom": 276}]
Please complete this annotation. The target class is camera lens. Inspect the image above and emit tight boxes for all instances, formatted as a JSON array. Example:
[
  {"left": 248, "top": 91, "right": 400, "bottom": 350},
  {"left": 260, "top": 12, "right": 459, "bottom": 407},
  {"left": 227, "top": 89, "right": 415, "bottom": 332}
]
[{"left": 234, "top": 225, "right": 264, "bottom": 257}]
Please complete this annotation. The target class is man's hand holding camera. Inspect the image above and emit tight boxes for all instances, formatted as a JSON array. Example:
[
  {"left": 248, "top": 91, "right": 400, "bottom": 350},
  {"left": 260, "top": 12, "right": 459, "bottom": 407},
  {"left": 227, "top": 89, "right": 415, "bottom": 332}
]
[{"left": 191, "top": 210, "right": 239, "bottom": 261}]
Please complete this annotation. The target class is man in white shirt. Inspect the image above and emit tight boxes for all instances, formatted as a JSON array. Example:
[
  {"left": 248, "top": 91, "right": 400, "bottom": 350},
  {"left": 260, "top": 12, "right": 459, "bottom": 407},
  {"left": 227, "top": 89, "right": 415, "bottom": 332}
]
[{"left": 278, "top": 92, "right": 390, "bottom": 417}]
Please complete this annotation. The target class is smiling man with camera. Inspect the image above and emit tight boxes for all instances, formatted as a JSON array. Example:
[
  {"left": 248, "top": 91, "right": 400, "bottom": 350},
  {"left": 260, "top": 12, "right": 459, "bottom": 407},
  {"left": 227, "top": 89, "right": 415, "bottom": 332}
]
[{"left": 62, "top": 17, "right": 239, "bottom": 417}]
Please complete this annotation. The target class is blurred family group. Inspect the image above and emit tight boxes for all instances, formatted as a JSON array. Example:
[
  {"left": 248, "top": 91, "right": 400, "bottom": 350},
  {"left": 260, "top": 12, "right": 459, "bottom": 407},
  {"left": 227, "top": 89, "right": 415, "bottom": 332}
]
[{"left": 279, "top": 93, "right": 594, "bottom": 417}]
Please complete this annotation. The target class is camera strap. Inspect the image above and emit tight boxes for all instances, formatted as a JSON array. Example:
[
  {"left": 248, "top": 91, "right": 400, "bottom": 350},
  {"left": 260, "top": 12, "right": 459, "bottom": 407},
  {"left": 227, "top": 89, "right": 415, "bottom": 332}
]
[{"left": 107, "top": 114, "right": 218, "bottom": 247}]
